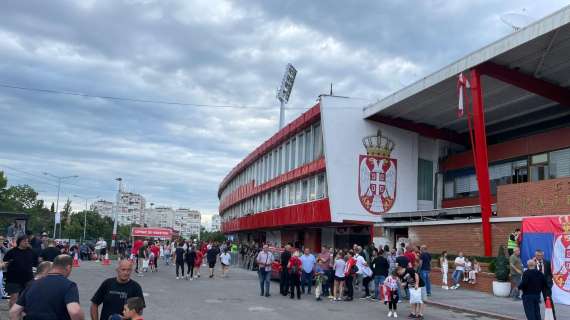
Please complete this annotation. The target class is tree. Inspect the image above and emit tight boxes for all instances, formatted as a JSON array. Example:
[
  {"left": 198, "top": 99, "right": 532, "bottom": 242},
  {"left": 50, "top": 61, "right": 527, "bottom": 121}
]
[{"left": 1, "top": 185, "right": 41, "bottom": 211}]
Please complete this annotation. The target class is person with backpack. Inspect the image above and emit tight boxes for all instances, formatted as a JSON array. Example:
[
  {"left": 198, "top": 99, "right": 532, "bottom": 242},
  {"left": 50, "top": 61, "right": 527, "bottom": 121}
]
[{"left": 288, "top": 250, "right": 302, "bottom": 299}]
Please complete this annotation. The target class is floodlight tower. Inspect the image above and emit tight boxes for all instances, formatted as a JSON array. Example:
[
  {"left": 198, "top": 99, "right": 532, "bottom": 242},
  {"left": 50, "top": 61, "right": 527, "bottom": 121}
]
[{"left": 276, "top": 63, "right": 297, "bottom": 129}]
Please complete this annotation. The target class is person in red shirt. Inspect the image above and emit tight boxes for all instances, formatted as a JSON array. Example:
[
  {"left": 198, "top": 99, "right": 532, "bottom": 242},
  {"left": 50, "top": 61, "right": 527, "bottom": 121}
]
[
  {"left": 150, "top": 242, "right": 160, "bottom": 272},
  {"left": 131, "top": 239, "right": 144, "bottom": 273},
  {"left": 403, "top": 246, "right": 417, "bottom": 269},
  {"left": 194, "top": 249, "right": 204, "bottom": 279},
  {"left": 288, "top": 251, "right": 302, "bottom": 300},
  {"left": 344, "top": 251, "right": 357, "bottom": 301}
]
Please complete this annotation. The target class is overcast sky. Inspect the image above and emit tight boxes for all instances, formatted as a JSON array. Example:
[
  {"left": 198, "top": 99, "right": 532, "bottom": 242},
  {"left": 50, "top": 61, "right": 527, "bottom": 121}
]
[{"left": 0, "top": 1, "right": 568, "bottom": 218}]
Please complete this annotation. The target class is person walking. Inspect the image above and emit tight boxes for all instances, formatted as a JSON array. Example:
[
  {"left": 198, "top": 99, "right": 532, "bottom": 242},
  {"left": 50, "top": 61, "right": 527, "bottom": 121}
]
[
  {"left": 317, "top": 245, "right": 332, "bottom": 298},
  {"left": 163, "top": 241, "right": 171, "bottom": 266},
  {"left": 220, "top": 249, "right": 231, "bottom": 277},
  {"left": 510, "top": 247, "right": 523, "bottom": 300},
  {"left": 418, "top": 245, "right": 432, "bottom": 296},
  {"left": 206, "top": 244, "right": 220, "bottom": 278},
  {"left": 174, "top": 241, "right": 185, "bottom": 280},
  {"left": 440, "top": 251, "right": 449, "bottom": 290},
  {"left": 450, "top": 251, "right": 466, "bottom": 290},
  {"left": 150, "top": 242, "right": 160, "bottom": 272},
  {"left": 90, "top": 260, "right": 145, "bottom": 320},
  {"left": 533, "top": 249, "right": 556, "bottom": 318},
  {"left": 9, "top": 254, "right": 84, "bottom": 320},
  {"left": 333, "top": 252, "right": 346, "bottom": 301},
  {"left": 344, "top": 251, "right": 356, "bottom": 301},
  {"left": 280, "top": 244, "right": 292, "bottom": 296},
  {"left": 185, "top": 245, "right": 197, "bottom": 280},
  {"left": 518, "top": 259, "right": 547, "bottom": 320},
  {"left": 288, "top": 250, "right": 302, "bottom": 299},
  {"left": 255, "top": 244, "right": 274, "bottom": 297},
  {"left": 300, "top": 248, "right": 316, "bottom": 295},
  {"left": 3, "top": 234, "right": 37, "bottom": 308},
  {"left": 194, "top": 247, "right": 204, "bottom": 278},
  {"left": 372, "top": 248, "right": 389, "bottom": 299}
]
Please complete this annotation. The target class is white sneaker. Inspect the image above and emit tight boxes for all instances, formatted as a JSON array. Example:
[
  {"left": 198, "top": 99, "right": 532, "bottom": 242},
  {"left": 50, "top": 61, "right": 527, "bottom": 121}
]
[
  {"left": 176, "top": 276, "right": 179, "bottom": 280},
  {"left": 387, "top": 311, "right": 393, "bottom": 317},
  {"left": 442, "top": 285, "right": 449, "bottom": 290},
  {"left": 455, "top": 284, "right": 460, "bottom": 289},
  {"left": 393, "top": 312, "right": 398, "bottom": 318}
]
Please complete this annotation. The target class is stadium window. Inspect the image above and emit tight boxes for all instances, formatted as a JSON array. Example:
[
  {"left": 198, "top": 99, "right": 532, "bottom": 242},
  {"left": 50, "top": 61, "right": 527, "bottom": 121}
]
[
  {"left": 291, "top": 138, "right": 297, "bottom": 170},
  {"left": 284, "top": 142, "right": 291, "bottom": 173},
  {"left": 309, "top": 176, "right": 316, "bottom": 201},
  {"left": 301, "top": 179, "right": 308, "bottom": 202},
  {"left": 317, "top": 173, "right": 325, "bottom": 199},
  {"left": 288, "top": 182, "right": 296, "bottom": 205},
  {"left": 296, "top": 180, "right": 302, "bottom": 203},
  {"left": 313, "top": 123, "right": 323, "bottom": 159},
  {"left": 281, "top": 186, "right": 287, "bottom": 207},
  {"left": 417, "top": 159, "right": 434, "bottom": 201},
  {"left": 298, "top": 133, "right": 305, "bottom": 166},
  {"left": 305, "top": 128, "right": 312, "bottom": 164}
]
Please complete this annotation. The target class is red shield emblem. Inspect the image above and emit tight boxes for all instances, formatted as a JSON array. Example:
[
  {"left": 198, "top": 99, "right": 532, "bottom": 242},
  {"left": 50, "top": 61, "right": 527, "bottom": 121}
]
[
  {"left": 358, "top": 155, "right": 397, "bottom": 214},
  {"left": 552, "top": 233, "right": 570, "bottom": 293}
]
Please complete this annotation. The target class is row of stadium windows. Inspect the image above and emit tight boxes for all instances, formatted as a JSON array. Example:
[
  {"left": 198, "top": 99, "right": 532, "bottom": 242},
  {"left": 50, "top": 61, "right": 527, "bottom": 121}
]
[
  {"left": 220, "top": 121, "right": 323, "bottom": 201},
  {"left": 221, "top": 172, "right": 327, "bottom": 222}
]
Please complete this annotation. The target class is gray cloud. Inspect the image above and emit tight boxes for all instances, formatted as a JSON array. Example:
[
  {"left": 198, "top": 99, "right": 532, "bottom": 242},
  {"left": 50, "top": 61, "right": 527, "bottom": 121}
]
[{"left": 0, "top": 0, "right": 567, "bottom": 214}]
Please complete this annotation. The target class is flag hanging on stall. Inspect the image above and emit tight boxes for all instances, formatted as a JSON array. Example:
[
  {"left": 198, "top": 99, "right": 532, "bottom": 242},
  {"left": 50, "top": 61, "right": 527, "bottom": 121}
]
[{"left": 457, "top": 72, "right": 471, "bottom": 118}]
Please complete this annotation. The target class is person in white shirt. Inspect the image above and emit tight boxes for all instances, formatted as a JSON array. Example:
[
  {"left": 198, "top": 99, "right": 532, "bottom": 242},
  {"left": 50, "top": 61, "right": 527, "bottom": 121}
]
[
  {"left": 354, "top": 247, "right": 367, "bottom": 293},
  {"left": 220, "top": 249, "right": 231, "bottom": 278},
  {"left": 451, "top": 252, "right": 466, "bottom": 289},
  {"left": 333, "top": 252, "right": 346, "bottom": 301},
  {"left": 256, "top": 245, "right": 275, "bottom": 297}
]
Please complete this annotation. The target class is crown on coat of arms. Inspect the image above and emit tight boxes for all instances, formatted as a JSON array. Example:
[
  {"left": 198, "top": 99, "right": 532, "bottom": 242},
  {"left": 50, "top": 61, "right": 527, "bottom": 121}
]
[
  {"left": 362, "top": 130, "right": 395, "bottom": 157},
  {"left": 560, "top": 215, "right": 570, "bottom": 233}
]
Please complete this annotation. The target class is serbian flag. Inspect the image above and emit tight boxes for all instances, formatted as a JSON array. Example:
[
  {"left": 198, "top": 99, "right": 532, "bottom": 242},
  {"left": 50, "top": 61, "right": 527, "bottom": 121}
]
[
  {"left": 521, "top": 215, "right": 570, "bottom": 306},
  {"left": 457, "top": 73, "right": 470, "bottom": 118}
]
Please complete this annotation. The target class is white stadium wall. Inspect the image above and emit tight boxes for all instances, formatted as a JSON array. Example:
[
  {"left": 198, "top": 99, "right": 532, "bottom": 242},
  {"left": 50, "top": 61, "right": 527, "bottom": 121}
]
[{"left": 320, "top": 96, "right": 422, "bottom": 223}]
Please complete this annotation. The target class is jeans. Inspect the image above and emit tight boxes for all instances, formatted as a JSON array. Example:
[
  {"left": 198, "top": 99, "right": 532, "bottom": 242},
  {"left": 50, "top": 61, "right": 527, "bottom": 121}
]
[
  {"left": 164, "top": 253, "right": 171, "bottom": 266},
  {"left": 510, "top": 274, "right": 522, "bottom": 298},
  {"left": 452, "top": 270, "right": 464, "bottom": 286},
  {"left": 322, "top": 270, "right": 333, "bottom": 296},
  {"left": 301, "top": 271, "right": 313, "bottom": 294},
  {"left": 522, "top": 294, "right": 541, "bottom": 320},
  {"left": 289, "top": 272, "right": 301, "bottom": 299},
  {"left": 258, "top": 269, "right": 271, "bottom": 295},
  {"left": 420, "top": 270, "right": 431, "bottom": 295},
  {"left": 280, "top": 269, "right": 290, "bottom": 295},
  {"left": 374, "top": 275, "right": 386, "bottom": 299}
]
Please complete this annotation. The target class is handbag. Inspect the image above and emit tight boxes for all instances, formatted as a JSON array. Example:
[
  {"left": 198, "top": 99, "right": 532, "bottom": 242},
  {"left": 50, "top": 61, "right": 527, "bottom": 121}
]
[
  {"left": 142, "top": 259, "right": 150, "bottom": 269},
  {"left": 409, "top": 287, "right": 423, "bottom": 304}
]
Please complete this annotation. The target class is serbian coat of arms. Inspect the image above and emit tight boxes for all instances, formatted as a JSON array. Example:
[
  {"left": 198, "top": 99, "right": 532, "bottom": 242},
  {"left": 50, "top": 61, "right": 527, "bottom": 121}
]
[
  {"left": 358, "top": 130, "right": 397, "bottom": 214},
  {"left": 552, "top": 216, "right": 570, "bottom": 293}
]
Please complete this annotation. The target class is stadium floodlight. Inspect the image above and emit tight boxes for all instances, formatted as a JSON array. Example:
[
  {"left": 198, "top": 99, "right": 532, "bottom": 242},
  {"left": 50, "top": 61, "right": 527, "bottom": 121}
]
[{"left": 276, "top": 63, "right": 297, "bottom": 129}]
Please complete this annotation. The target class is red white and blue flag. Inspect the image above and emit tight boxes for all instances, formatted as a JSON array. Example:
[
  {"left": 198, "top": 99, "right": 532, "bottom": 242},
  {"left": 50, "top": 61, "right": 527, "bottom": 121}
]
[{"left": 457, "top": 73, "right": 470, "bottom": 118}]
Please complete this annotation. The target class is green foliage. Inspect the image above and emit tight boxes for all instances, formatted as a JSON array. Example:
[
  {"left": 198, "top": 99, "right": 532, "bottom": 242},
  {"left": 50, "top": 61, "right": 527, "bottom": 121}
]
[
  {"left": 494, "top": 245, "right": 510, "bottom": 282},
  {"left": 200, "top": 227, "right": 226, "bottom": 243}
]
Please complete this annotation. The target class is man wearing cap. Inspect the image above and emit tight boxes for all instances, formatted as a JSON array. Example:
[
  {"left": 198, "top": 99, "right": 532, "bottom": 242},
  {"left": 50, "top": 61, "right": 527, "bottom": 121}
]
[{"left": 2, "top": 234, "right": 37, "bottom": 308}]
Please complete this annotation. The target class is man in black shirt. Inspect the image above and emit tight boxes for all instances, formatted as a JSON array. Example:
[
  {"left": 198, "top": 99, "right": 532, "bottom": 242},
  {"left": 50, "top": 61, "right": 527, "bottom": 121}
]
[
  {"left": 280, "top": 244, "right": 292, "bottom": 296},
  {"left": 40, "top": 239, "right": 62, "bottom": 262},
  {"left": 10, "top": 254, "right": 84, "bottom": 320},
  {"left": 91, "top": 260, "right": 145, "bottom": 320},
  {"left": 371, "top": 248, "right": 389, "bottom": 299},
  {"left": 519, "top": 259, "right": 547, "bottom": 320},
  {"left": 419, "top": 245, "right": 432, "bottom": 296},
  {"left": 206, "top": 244, "right": 220, "bottom": 278},
  {"left": 3, "top": 234, "right": 37, "bottom": 308}
]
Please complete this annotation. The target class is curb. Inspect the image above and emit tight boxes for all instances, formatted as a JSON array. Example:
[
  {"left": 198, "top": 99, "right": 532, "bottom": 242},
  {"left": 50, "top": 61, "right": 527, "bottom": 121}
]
[{"left": 425, "top": 300, "right": 522, "bottom": 320}]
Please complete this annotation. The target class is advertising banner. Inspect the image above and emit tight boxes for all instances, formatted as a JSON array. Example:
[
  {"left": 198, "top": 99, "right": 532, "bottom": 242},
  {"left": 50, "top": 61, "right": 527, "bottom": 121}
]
[
  {"left": 521, "top": 215, "right": 570, "bottom": 305},
  {"left": 131, "top": 227, "right": 173, "bottom": 239}
]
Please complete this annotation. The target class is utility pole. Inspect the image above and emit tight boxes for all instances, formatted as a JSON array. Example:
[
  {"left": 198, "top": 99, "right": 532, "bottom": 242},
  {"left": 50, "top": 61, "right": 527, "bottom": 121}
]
[
  {"left": 74, "top": 195, "right": 100, "bottom": 244},
  {"left": 43, "top": 172, "right": 78, "bottom": 239},
  {"left": 112, "top": 177, "right": 122, "bottom": 252}
]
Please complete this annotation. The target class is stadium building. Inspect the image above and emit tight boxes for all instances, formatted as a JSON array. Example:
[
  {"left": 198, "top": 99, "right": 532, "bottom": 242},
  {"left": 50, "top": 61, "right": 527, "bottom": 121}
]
[{"left": 219, "top": 7, "right": 570, "bottom": 257}]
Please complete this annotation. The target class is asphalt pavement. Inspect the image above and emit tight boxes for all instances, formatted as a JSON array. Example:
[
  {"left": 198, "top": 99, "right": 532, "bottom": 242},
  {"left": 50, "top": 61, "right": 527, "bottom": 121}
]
[{"left": 1, "top": 260, "right": 502, "bottom": 319}]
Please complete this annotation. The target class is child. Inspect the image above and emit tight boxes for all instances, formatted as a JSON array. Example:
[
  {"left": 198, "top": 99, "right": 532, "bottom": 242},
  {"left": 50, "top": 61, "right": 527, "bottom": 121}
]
[
  {"left": 148, "top": 251, "right": 156, "bottom": 273},
  {"left": 440, "top": 251, "right": 448, "bottom": 290},
  {"left": 384, "top": 271, "right": 400, "bottom": 318},
  {"left": 314, "top": 262, "right": 327, "bottom": 301},
  {"left": 123, "top": 297, "right": 145, "bottom": 320},
  {"left": 469, "top": 258, "right": 481, "bottom": 284},
  {"left": 463, "top": 258, "right": 472, "bottom": 282}
]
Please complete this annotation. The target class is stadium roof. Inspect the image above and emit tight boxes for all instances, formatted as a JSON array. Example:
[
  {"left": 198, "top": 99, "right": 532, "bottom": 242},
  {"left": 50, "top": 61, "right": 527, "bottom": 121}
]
[{"left": 363, "top": 6, "right": 570, "bottom": 145}]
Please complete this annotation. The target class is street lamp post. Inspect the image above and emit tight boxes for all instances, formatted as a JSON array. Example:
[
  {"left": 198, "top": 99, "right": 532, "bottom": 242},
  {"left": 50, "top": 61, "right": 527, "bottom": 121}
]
[
  {"left": 43, "top": 172, "right": 78, "bottom": 239},
  {"left": 112, "top": 177, "right": 122, "bottom": 252},
  {"left": 74, "top": 195, "right": 100, "bottom": 244}
]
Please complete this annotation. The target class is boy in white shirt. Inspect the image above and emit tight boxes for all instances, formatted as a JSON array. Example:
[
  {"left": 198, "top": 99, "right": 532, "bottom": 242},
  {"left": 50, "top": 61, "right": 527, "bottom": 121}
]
[{"left": 451, "top": 252, "right": 466, "bottom": 289}]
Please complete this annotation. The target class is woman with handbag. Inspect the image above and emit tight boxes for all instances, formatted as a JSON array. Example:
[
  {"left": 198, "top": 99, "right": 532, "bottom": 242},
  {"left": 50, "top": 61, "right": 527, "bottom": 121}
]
[{"left": 288, "top": 251, "right": 302, "bottom": 299}]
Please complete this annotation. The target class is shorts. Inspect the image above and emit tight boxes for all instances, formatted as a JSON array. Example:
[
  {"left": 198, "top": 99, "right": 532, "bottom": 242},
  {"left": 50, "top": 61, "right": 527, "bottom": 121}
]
[
  {"left": 5, "top": 282, "right": 25, "bottom": 294},
  {"left": 208, "top": 261, "right": 216, "bottom": 268},
  {"left": 334, "top": 276, "right": 345, "bottom": 282},
  {"left": 221, "top": 262, "right": 229, "bottom": 267}
]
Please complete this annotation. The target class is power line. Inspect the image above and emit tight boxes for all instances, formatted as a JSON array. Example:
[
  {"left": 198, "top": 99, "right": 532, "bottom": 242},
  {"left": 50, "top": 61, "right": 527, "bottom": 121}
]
[{"left": 0, "top": 82, "right": 371, "bottom": 110}]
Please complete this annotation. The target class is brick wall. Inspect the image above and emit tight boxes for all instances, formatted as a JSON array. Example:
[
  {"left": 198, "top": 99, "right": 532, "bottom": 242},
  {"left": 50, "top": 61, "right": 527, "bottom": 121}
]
[
  {"left": 408, "top": 222, "right": 520, "bottom": 257},
  {"left": 430, "top": 267, "right": 495, "bottom": 293},
  {"left": 497, "top": 177, "right": 570, "bottom": 217}
]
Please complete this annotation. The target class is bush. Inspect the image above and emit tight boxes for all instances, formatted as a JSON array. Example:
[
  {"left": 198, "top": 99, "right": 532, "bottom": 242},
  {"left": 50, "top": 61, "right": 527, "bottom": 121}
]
[{"left": 494, "top": 245, "right": 510, "bottom": 282}]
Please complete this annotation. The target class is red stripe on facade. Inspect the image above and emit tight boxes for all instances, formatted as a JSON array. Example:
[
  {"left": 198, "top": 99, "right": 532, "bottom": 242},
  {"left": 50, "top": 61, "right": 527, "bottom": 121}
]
[
  {"left": 441, "top": 195, "right": 497, "bottom": 209},
  {"left": 440, "top": 126, "right": 570, "bottom": 171},
  {"left": 218, "top": 103, "right": 321, "bottom": 196},
  {"left": 219, "top": 157, "right": 326, "bottom": 213},
  {"left": 221, "top": 199, "right": 331, "bottom": 233}
]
